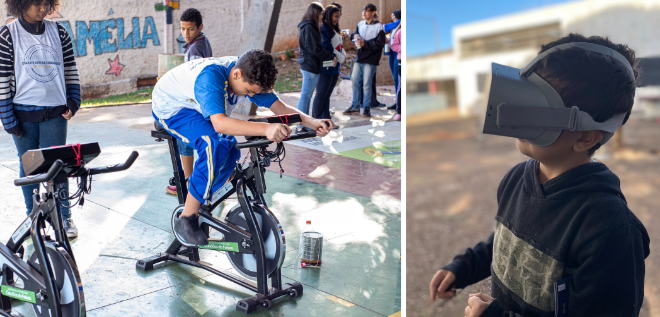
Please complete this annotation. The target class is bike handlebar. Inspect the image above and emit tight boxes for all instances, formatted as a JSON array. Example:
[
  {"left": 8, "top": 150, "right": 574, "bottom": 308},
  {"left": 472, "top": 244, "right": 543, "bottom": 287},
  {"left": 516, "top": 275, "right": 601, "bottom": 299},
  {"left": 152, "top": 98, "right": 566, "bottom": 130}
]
[
  {"left": 14, "top": 159, "right": 64, "bottom": 186},
  {"left": 236, "top": 131, "right": 318, "bottom": 149},
  {"left": 236, "top": 120, "right": 330, "bottom": 149},
  {"left": 88, "top": 151, "right": 140, "bottom": 175},
  {"left": 13, "top": 151, "right": 139, "bottom": 186}
]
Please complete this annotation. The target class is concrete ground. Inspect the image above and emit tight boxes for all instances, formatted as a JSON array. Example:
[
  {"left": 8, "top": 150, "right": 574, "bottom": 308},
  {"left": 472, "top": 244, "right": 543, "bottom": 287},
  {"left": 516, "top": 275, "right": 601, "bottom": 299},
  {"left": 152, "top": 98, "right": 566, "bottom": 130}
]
[
  {"left": 0, "top": 87, "right": 401, "bottom": 316},
  {"left": 406, "top": 109, "right": 660, "bottom": 317}
]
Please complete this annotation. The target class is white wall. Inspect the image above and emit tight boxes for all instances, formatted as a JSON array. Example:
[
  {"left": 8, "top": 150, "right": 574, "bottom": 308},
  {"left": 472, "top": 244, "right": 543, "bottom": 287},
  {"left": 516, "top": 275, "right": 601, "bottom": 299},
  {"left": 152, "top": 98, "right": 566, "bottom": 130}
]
[
  {"left": 0, "top": 0, "right": 401, "bottom": 98},
  {"left": 407, "top": 51, "right": 456, "bottom": 82}
]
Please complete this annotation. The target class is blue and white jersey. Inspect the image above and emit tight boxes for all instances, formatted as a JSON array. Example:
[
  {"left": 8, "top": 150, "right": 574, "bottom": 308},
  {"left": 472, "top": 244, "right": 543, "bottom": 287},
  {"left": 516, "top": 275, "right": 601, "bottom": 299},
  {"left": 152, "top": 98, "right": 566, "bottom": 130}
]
[{"left": 152, "top": 56, "right": 279, "bottom": 120}]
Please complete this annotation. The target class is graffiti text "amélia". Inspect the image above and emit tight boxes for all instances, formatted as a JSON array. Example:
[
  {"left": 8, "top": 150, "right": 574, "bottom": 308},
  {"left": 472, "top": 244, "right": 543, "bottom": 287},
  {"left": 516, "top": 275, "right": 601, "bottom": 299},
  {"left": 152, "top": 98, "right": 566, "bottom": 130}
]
[{"left": 60, "top": 17, "right": 160, "bottom": 57}]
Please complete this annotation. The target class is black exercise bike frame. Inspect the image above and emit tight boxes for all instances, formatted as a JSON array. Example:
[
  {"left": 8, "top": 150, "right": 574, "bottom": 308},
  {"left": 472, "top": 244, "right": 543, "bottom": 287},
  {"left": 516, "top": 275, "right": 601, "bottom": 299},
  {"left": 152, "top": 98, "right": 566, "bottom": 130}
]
[
  {"left": 1, "top": 152, "right": 138, "bottom": 317},
  {"left": 1, "top": 166, "right": 73, "bottom": 317},
  {"left": 137, "top": 127, "right": 312, "bottom": 311}
]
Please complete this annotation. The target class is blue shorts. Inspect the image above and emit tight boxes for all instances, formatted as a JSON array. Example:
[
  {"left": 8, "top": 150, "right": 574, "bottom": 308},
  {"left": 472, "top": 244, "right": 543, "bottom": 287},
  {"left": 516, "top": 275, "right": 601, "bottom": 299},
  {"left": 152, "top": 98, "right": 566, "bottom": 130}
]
[{"left": 153, "top": 108, "right": 241, "bottom": 205}]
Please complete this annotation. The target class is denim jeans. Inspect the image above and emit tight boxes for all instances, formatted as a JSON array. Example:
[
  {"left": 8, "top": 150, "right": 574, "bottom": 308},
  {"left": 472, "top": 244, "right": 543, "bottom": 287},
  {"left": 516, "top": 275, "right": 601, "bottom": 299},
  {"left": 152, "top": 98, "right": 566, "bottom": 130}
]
[
  {"left": 12, "top": 116, "right": 71, "bottom": 218},
  {"left": 397, "top": 62, "right": 401, "bottom": 114},
  {"left": 311, "top": 73, "right": 339, "bottom": 119},
  {"left": 178, "top": 141, "right": 194, "bottom": 156},
  {"left": 296, "top": 69, "right": 321, "bottom": 116},
  {"left": 389, "top": 51, "right": 399, "bottom": 93},
  {"left": 351, "top": 62, "right": 377, "bottom": 110}
]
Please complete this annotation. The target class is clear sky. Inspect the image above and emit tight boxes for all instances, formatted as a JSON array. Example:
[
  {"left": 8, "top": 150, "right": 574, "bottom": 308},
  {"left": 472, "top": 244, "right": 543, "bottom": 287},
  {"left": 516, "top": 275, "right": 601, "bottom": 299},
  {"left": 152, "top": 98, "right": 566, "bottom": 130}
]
[{"left": 407, "top": 0, "right": 579, "bottom": 57}]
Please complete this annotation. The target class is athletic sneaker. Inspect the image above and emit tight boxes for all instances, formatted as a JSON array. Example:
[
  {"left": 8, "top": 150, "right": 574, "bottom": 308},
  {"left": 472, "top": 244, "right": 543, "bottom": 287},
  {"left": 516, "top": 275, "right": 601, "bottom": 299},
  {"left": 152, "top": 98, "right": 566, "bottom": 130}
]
[
  {"left": 167, "top": 179, "right": 189, "bottom": 196},
  {"left": 392, "top": 114, "right": 401, "bottom": 121},
  {"left": 373, "top": 103, "right": 386, "bottom": 108},
  {"left": 63, "top": 218, "right": 78, "bottom": 239},
  {"left": 342, "top": 106, "right": 360, "bottom": 115},
  {"left": 361, "top": 108, "right": 372, "bottom": 117},
  {"left": 387, "top": 104, "right": 396, "bottom": 110},
  {"left": 173, "top": 213, "right": 208, "bottom": 246}
]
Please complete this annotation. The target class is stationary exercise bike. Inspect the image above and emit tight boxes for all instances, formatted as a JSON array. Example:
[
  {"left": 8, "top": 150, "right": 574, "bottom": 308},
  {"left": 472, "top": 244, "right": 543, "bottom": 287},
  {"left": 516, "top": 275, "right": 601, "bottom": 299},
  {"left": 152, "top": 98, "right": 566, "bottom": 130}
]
[
  {"left": 137, "top": 115, "right": 321, "bottom": 313},
  {"left": 0, "top": 143, "right": 138, "bottom": 317}
]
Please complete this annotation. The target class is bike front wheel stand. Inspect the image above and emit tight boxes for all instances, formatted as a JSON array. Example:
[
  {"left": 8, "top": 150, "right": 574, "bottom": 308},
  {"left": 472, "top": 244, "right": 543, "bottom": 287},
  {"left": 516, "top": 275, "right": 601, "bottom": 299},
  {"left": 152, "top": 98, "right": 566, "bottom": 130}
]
[{"left": 236, "top": 282, "right": 304, "bottom": 313}]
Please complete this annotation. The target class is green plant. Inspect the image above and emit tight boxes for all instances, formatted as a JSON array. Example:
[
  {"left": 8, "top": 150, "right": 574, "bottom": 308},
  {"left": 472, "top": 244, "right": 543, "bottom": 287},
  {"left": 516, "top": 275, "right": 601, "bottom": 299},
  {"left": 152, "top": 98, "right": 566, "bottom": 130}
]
[
  {"left": 82, "top": 87, "right": 153, "bottom": 107},
  {"left": 285, "top": 49, "right": 294, "bottom": 59}
]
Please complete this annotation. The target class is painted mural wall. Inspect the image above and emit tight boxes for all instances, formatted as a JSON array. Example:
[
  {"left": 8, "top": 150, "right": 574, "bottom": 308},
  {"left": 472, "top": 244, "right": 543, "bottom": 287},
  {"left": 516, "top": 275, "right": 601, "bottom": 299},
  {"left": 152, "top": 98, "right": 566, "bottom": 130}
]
[{"left": 0, "top": 0, "right": 401, "bottom": 98}]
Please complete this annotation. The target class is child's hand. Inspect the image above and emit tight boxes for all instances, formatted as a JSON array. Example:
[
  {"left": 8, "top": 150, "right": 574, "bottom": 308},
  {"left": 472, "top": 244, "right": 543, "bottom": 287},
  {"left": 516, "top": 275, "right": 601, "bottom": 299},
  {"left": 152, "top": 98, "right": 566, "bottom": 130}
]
[
  {"left": 310, "top": 119, "right": 333, "bottom": 136},
  {"left": 465, "top": 293, "right": 494, "bottom": 317},
  {"left": 62, "top": 109, "right": 73, "bottom": 120},
  {"left": 265, "top": 124, "right": 291, "bottom": 143},
  {"left": 429, "top": 269, "right": 457, "bottom": 301}
]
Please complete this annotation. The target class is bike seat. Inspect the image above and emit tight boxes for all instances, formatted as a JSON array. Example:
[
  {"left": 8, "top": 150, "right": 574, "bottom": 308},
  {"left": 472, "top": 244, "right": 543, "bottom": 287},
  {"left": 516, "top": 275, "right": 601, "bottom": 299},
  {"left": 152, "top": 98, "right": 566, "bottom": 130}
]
[
  {"left": 154, "top": 120, "right": 166, "bottom": 132},
  {"left": 152, "top": 120, "right": 175, "bottom": 140}
]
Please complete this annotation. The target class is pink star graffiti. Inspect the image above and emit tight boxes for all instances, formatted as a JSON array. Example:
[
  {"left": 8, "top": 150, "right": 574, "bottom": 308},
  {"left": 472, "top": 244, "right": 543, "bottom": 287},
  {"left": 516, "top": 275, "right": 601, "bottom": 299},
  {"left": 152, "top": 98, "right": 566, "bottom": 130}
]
[{"left": 106, "top": 55, "right": 125, "bottom": 77}]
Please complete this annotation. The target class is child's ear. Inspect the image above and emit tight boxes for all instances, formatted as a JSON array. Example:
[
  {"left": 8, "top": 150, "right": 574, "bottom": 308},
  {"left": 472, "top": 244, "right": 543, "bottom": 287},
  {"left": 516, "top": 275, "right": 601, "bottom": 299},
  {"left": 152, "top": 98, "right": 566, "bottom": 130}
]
[
  {"left": 234, "top": 69, "right": 243, "bottom": 80},
  {"left": 198, "top": 23, "right": 203, "bottom": 32},
  {"left": 573, "top": 130, "right": 603, "bottom": 153}
]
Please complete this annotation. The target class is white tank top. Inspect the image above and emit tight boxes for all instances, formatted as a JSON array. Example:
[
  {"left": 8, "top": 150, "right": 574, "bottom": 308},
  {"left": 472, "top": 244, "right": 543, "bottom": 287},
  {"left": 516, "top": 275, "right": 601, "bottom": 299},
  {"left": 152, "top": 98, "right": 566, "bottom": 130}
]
[{"left": 8, "top": 19, "right": 66, "bottom": 106}]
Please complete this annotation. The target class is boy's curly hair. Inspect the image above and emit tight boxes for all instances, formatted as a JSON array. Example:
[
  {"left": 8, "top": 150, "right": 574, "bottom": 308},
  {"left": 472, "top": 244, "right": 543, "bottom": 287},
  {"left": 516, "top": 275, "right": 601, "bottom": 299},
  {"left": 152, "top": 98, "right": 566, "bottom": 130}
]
[
  {"left": 236, "top": 49, "right": 278, "bottom": 92},
  {"left": 530, "top": 33, "right": 638, "bottom": 153},
  {"left": 180, "top": 8, "right": 202, "bottom": 28},
  {"left": 6, "top": 0, "right": 59, "bottom": 17}
]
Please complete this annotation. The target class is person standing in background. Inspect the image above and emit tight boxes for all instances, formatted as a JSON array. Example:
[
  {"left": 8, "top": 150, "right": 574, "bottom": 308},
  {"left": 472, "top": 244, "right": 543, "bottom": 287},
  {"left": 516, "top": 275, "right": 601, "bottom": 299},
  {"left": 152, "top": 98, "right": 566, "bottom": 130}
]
[
  {"left": 343, "top": 3, "right": 385, "bottom": 118},
  {"left": 368, "top": 12, "right": 387, "bottom": 110},
  {"left": 311, "top": 5, "right": 345, "bottom": 123},
  {"left": 0, "top": 0, "right": 81, "bottom": 238},
  {"left": 296, "top": 2, "right": 337, "bottom": 133},
  {"left": 390, "top": 22, "right": 401, "bottom": 121},
  {"left": 165, "top": 7, "right": 213, "bottom": 196},
  {"left": 385, "top": 10, "right": 401, "bottom": 110},
  {"left": 332, "top": 2, "right": 343, "bottom": 17}
]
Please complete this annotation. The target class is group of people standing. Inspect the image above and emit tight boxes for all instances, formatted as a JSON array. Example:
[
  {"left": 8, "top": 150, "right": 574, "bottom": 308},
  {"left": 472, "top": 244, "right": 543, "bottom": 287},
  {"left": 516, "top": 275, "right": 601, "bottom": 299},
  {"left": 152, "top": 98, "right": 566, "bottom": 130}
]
[{"left": 296, "top": 2, "right": 402, "bottom": 128}]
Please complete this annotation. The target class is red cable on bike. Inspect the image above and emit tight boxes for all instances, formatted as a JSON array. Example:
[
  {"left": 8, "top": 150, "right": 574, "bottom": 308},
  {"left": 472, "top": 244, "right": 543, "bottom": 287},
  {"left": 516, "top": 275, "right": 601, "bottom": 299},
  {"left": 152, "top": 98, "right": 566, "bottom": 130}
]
[
  {"left": 279, "top": 115, "right": 290, "bottom": 140},
  {"left": 71, "top": 143, "right": 81, "bottom": 166}
]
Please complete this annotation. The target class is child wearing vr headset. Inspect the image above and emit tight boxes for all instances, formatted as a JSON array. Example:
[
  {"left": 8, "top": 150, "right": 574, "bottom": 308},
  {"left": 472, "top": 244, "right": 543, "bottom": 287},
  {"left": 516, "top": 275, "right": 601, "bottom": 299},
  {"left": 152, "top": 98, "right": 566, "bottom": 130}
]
[{"left": 429, "top": 34, "right": 650, "bottom": 317}]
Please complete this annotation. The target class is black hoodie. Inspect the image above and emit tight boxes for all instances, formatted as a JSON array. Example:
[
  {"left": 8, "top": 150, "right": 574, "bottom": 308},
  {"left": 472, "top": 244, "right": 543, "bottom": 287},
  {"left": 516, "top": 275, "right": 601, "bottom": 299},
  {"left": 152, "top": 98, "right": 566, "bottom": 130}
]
[
  {"left": 443, "top": 159, "right": 650, "bottom": 317},
  {"left": 351, "top": 19, "right": 386, "bottom": 65},
  {"left": 297, "top": 19, "right": 335, "bottom": 74}
]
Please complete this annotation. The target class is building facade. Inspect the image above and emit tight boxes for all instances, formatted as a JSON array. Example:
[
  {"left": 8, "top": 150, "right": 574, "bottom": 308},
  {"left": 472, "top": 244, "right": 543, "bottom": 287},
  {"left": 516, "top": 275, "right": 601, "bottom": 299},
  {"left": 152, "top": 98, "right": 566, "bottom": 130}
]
[
  {"left": 0, "top": 0, "right": 400, "bottom": 98},
  {"left": 408, "top": 0, "right": 660, "bottom": 116}
]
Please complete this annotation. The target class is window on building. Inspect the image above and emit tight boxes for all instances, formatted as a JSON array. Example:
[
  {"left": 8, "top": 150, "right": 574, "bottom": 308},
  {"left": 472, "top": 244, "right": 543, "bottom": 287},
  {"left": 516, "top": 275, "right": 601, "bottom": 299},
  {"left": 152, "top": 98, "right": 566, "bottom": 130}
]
[
  {"left": 460, "top": 22, "right": 561, "bottom": 58},
  {"left": 407, "top": 81, "right": 429, "bottom": 94},
  {"left": 637, "top": 57, "right": 660, "bottom": 87}
]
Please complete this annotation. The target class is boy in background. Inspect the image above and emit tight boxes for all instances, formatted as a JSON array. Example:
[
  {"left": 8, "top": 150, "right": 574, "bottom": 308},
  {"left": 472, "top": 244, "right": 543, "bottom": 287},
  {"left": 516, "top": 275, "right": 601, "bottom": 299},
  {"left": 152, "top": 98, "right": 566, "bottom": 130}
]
[{"left": 181, "top": 8, "right": 211, "bottom": 61}]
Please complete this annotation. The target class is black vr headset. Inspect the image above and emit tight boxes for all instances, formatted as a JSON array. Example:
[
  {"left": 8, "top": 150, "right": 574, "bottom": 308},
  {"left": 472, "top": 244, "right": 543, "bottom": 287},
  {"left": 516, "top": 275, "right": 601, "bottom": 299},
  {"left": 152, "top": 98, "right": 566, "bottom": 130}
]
[{"left": 483, "top": 42, "right": 634, "bottom": 146}]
